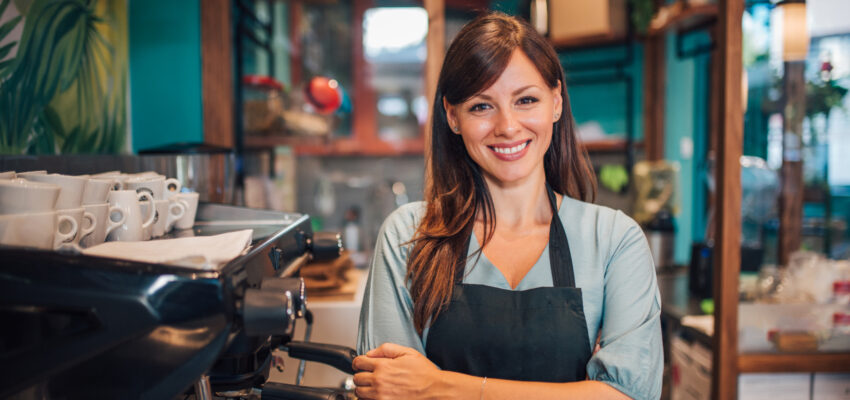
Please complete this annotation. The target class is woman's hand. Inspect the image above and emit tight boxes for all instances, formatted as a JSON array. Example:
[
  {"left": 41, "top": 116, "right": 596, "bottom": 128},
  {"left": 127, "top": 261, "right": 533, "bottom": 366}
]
[{"left": 352, "top": 343, "right": 443, "bottom": 400}]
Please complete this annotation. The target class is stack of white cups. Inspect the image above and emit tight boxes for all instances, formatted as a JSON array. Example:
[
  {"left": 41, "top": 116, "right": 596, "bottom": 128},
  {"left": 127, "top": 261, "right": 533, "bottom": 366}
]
[
  {"left": 0, "top": 169, "right": 200, "bottom": 249},
  {"left": 0, "top": 172, "right": 79, "bottom": 250}
]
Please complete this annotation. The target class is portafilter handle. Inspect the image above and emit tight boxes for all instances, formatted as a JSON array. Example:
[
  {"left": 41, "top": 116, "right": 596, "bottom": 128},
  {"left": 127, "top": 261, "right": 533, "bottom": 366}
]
[
  {"left": 308, "top": 232, "right": 343, "bottom": 262},
  {"left": 285, "top": 341, "right": 357, "bottom": 375}
]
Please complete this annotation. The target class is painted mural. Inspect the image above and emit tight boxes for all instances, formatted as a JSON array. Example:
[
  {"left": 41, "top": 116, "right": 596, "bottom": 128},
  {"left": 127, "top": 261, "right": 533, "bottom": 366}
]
[{"left": 0, "top": 0, "right": 127, "bottom": 154}]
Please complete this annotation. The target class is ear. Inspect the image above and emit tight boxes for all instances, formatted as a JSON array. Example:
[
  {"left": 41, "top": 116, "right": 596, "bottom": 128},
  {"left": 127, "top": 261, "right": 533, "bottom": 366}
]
[
  {"left": 552, "top": 81, "right": 563, "bottom": 122},
  {"left": 443, "top": 97, "right": 460, "bottom": 134}
]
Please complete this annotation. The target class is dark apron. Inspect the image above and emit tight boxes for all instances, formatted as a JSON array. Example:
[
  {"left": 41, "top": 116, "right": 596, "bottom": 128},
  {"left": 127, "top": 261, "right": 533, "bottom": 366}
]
[{"left": 424, "top": 186, "right": 592, "bottom": 382}]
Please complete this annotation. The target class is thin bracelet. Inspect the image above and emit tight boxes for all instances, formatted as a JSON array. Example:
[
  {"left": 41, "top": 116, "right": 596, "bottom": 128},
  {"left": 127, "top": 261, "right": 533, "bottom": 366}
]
[{"left": 480, "top": 376, "right": 487, "bottom": 400}]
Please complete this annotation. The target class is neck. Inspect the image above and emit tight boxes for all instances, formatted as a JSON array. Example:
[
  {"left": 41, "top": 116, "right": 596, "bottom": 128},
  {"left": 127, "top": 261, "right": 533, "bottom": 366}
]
[{"left": 481, "top": 170, "right": 554, "bottom": 230}]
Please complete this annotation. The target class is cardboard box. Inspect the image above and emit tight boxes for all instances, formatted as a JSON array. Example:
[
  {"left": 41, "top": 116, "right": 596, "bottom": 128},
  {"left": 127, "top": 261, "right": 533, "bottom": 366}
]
[{"left": 548, "top": 0, "right": 627, "bottom": 43}]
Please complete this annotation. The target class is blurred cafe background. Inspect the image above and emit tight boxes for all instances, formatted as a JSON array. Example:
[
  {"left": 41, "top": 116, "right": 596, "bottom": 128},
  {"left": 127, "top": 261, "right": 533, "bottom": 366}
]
[{"left": 1, "top": 0, "right": 849, "bottom": 399}]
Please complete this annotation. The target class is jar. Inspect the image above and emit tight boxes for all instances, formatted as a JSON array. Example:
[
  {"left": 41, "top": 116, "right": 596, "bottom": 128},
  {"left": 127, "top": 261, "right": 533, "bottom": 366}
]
[{"left": 242, "top": 75, "right": 286, "bottom": 135}]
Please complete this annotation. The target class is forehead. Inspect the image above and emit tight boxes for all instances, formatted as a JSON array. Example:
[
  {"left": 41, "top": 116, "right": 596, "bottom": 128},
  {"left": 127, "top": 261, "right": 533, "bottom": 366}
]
[{"left": 477, "top": 50, "right": 548, "bottom": 95}]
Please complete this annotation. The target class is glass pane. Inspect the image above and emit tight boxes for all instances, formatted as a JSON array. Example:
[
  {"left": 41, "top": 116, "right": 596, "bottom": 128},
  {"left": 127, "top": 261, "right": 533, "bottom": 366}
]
[
  {"left": 739, "top": 0, "right": 850, "bottom": 354},
  {"left": 363, "top": 6, "right": 427, "bottom": 141}
]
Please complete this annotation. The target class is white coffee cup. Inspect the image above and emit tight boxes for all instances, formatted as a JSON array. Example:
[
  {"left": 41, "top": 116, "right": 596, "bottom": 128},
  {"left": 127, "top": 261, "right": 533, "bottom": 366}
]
[
  {"left": 80, "top": 203, "right": 125, "bottom": 248},
  {"left": 106, "top": 190, "right": 155, "bottom": 242},
  {"left": 56, "top": 207, "right": 96, "bottom": 250},
  {"left": 0, "top": 171, "right": 15, "bottom": 179},
  {"left": 173, "top": 192, "right": 199, "bottom": 230},
  {"left": 126, "top": 175, "right": 182, "bottom": 200},
  {"left": 82, "top": 178, "right": 118, "bottom": 205},
  {"left": 90, "top": 172, "right": 126, "bottom": 190},
  {"left": 149, "top": 198, "right": 185, "bottom": 238},
  {"left": 0, "top": 179, "right": 60, "bottom": 214},
  {"left": 25, "top": 173, "right": 88, "bottom": 209},
  {"left": 0, "top": 210, "right": 77, "bottom": 250}
]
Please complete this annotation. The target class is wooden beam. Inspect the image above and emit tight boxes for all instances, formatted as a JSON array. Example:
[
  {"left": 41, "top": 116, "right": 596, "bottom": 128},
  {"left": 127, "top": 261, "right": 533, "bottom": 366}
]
[
  {"left": 642, "top": 33, "right": 666, "bottom": 161},
  {"left": 423, "top": 0, "right": 444, "bottom": 197},
  {"left": 739, "top": 353, "right": 850, "bottom": 373},
  {"left": 778, "top": 61, "right": 806, "bottom": 266},
  {"left": 712, "top": 1, "right": 743, "bottom": 399},
  {"left": 201, "top": 0, "right": 235, "bottom": 149}
]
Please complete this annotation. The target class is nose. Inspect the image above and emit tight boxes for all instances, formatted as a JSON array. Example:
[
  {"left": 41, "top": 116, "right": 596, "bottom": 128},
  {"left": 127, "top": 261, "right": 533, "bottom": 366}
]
[{"left": 495, "top": 108, "right": 520, "bottom": 137}]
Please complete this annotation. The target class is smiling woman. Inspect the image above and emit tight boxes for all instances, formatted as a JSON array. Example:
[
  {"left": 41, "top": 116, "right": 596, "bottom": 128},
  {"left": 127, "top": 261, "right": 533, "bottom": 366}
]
[{"left": 355, "top": 12, "right": 662, "bottom": 400}]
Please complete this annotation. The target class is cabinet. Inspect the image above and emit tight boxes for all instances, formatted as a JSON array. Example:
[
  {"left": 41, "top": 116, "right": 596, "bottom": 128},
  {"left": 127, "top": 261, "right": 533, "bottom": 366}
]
[
  {"left": 236, "top": 0, "right": 444, "bottom": 156},
  {"left": 710, "top": 1, "right": 850, "bottom": 398}
]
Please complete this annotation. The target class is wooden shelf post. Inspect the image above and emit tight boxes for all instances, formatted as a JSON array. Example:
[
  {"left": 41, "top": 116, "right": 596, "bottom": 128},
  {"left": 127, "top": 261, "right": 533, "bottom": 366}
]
[{"left": 712, "top": 0, "right": 744, "bottom": 399}]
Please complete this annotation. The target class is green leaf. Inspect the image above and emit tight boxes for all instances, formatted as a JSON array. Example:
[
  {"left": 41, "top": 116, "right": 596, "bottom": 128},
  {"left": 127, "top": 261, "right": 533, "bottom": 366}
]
[
  {"left": 0, "top": 41, "right": 16, "bottom": 60},
  {"left": 0, "top": 15, "right": 22, "bottom": 40}
]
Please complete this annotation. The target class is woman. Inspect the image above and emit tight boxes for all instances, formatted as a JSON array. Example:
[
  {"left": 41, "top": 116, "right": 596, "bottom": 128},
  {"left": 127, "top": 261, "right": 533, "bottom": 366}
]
[{"left": 354, "top": 12, "right": 662, "bottom": 400}]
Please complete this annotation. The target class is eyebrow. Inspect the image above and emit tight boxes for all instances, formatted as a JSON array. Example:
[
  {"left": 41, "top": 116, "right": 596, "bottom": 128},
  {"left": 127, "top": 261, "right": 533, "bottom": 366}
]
[{"left": 473, "top": 85, "right": 540, "bottom": 100}]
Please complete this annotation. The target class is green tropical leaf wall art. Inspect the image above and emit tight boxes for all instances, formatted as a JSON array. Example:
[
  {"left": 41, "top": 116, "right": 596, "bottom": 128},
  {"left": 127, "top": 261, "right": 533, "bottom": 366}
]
[{"left": 0, "top": 0, "right": 127, "bottom": 154}]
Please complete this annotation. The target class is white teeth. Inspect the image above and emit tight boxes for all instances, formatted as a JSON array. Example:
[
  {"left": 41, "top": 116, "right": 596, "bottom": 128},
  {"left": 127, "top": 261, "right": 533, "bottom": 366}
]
[{"left": 493, "top": 141, "right": 528, "bottom": 155}]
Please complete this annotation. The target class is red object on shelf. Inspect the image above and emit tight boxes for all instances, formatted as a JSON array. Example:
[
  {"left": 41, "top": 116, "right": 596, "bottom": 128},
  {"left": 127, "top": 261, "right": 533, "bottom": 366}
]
[
  {"left": 305, "top": 76, "right": 342, "bottom": 115},
  {"left": 243, "top": 75, "right": 285, "bottom": 91}
]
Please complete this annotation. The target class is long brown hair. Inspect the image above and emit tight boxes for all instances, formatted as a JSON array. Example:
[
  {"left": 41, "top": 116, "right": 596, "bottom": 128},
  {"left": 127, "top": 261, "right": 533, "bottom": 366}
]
[{"left": 406, "top": 12, "right": 597, "bottom": 334}]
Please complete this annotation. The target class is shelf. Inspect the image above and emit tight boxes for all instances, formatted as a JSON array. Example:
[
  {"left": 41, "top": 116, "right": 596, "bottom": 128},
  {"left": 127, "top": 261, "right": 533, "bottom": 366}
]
[
  {"left": 647, "top": 3, "right": 718, "bottom": 36},
  {"left": 549, "top": 33, "right": 631, "bottom": 51},
  {"left": 244, "top": 134, "right": 329, "bottom": 150},
  {"left": 738, "top": 352, "right": 850, "bottom": 373},
  {"left": 581, "top": 138, "right": 642, "bottom": 153}
]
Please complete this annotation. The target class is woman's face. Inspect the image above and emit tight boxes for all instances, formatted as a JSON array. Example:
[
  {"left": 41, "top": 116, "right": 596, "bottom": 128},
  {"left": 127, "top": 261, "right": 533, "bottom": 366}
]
[{"left": 444, "top": 50, "right": 562, "bottom": 188}]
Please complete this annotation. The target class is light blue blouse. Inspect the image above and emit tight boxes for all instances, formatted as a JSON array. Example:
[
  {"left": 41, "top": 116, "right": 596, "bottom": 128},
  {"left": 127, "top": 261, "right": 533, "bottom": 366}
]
[{"left": 357, "top": 197, "right": 663, "bottom": 400}]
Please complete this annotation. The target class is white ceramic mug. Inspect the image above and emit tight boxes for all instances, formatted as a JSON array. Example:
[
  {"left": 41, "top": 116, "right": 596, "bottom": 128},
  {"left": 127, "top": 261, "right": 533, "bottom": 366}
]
[
  {"left": 0, "top": 179, "right": 60, "bottom": 213},
  {"left": 0, "top": 171, "right": 15, "bottom": 179},
  {"left": 126, "top": 175, "right": 182, "bottom": 200},
  {"left": 56, "top": 207, "right": 96, "bottom": 250},
  {"left": 106, "top": 190, "right": 155, "bottom": 242},
  {"left": 149, "top": 198, "right": 185, "bottom": 238},
  {"left": 25, "top": 173, "right": 88, "bottom": 210},
  {"left": 80, "top": 203, "right": 125, "bottom": 248},
  {"left": 173, "top": 192, "right": 199, "bottom": 230},
  {"left": 0, "top": 210, "right": 77, "bottom": 250},
  {"left": 90, "top": 172, "right": 126, "bottom": 190},
  {"left": 82, "top": 178, "right": 118, "bottom": 205}
]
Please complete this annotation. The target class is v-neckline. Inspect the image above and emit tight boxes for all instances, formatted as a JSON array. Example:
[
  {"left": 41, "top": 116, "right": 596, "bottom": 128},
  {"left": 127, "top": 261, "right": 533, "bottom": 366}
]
[{"left": 466, "top": 195, "right": 563, "bottom": 290}]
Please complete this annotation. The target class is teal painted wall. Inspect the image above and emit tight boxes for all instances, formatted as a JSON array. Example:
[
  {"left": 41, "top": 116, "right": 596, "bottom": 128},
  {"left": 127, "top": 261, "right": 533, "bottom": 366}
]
[
  {"left": 560, "top": 45, "right": 645, "bottom": 141},
  {"left": 128, "top": 0, "right": 203, "bottom": 152},
  {"left": 663, "top": 33, "right": 710, "bottom": 264}
]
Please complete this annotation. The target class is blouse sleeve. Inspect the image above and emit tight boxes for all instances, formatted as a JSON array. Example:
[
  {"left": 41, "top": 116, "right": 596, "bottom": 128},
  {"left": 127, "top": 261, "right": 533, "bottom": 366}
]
[
  {"left": 356, "top": 203, "right": 427, "bottom": 356},
  {"left": 586, "top": 211, "right": 663, "bottom": 400}
]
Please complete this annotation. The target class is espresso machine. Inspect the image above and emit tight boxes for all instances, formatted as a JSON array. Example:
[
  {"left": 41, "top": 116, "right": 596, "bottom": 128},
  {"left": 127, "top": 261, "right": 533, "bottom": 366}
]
[{"left": 0, "top": 203, "right": 357, "bottom": 400}]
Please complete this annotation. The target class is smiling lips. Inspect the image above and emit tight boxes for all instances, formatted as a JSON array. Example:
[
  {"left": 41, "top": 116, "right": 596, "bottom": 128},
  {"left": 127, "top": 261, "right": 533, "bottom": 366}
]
[{"left": 488, "top": 140, "right": 531, "bottom": 161}]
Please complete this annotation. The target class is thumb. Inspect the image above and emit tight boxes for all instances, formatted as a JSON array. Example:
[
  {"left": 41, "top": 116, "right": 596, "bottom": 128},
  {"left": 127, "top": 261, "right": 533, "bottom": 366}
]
[{"left": 366, "top": 342, "right": 411, "bottom": 359}]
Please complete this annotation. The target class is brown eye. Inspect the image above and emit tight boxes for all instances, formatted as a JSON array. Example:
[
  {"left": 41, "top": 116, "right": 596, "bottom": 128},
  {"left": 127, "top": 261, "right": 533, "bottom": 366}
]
[
  {"left": 518, "top": 96, "right": 538, "bottom": 105},
  {"left": 468, "top": 103, "right": 490, "bottom": 112}
]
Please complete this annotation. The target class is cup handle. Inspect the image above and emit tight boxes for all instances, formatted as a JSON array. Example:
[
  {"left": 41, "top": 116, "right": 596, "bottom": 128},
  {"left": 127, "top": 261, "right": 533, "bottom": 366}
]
[
  {"left": 137, "top": 192, "right": 156, "bottom": 229},
  {"left": 164, "top": 178, "right": 182, "bottom": 197},
  {"left": 104, "top": 206, "right": 126, "bottom": 236},
  {"left": 168, "top": 201, "right": 186, "bottom": 227},
  {"left": 55, "top": 215, "right": 78, "bottom": 244},
  {"left": 80, "top": 211, "right": 97, "bottom": 240}
]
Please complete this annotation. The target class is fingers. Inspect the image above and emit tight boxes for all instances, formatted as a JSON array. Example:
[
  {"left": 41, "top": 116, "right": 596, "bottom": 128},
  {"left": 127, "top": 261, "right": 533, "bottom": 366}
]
[
  {"left": 354, "top": 385, "right": 377, "bottom": 400},
  {"left": 353, "top": 372, "right": 376, "bottom": 400},
  {"left": 352, "top": 355, "right": 378, "bottom": 372},
  {"left": 366, "top": 342, "right": 410, "bottom": 359},
  {"left": 352, "top": 372, "right": 372, "bottom": 387}
]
